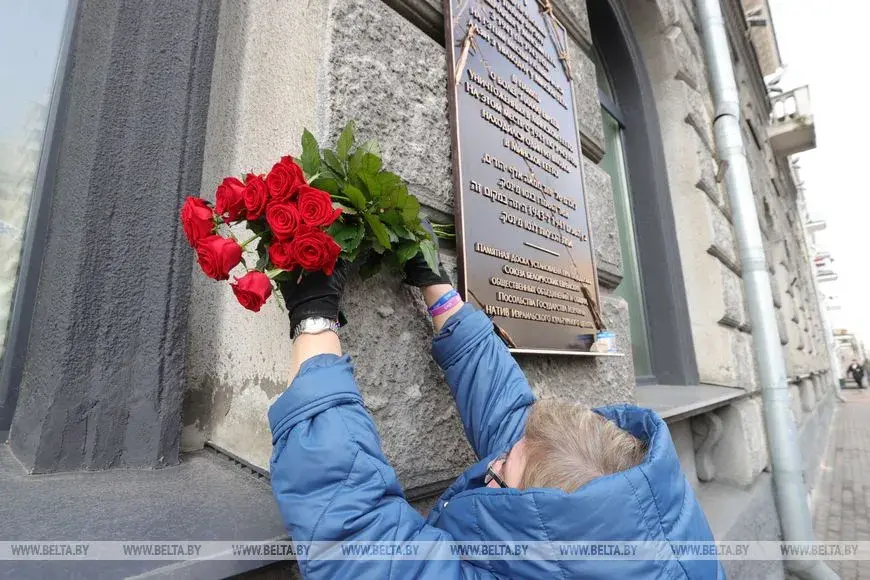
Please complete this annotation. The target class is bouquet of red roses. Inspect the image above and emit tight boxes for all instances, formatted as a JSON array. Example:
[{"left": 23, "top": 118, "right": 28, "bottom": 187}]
[{"left": 180, "top": 121, "right": 447, "bottom": 312}]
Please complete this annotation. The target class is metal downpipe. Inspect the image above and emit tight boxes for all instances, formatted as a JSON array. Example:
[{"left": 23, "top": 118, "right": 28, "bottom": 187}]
[{"left": 695, "top": 1, "right": 839, "bottom": 578}]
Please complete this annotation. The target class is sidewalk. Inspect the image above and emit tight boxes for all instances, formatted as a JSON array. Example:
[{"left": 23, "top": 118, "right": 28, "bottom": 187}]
[{"left": 812, "top": 388, "right": 870, "bottom": 579}]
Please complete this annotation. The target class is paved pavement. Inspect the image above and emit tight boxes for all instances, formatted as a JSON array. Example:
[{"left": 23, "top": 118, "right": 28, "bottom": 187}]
[{"left": 813, "top": 387, "right": 870, "bottom": 579}]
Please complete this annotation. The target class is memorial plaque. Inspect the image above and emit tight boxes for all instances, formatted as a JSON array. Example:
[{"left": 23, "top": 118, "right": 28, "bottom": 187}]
[{"left": 444, "top": 0, "right": 609, "bottom": 354}]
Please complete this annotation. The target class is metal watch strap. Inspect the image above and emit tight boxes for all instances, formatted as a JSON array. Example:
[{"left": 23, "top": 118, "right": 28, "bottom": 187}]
[{"left": 291, "top": 317, "right": 340, "bottom": 341}]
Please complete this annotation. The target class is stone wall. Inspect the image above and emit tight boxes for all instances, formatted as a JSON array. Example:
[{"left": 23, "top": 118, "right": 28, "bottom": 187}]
[
  {"left": 623, "top": 0, "right": 747, "bottom": 390},
  {"left": 623, "top": 0, "right": 827, "bottom": 393},
  {"left": 180, "top": 0, "right": 835, "bottom": 529},
  {"left": 182, "top": 0, "right": 634, "bottom": 495},
  {"left": 616, "top": 0, "right": 836, "bottom": 561}
]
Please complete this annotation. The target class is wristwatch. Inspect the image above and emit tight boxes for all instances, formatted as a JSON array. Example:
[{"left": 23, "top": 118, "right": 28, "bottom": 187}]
[{"left": 291, "top": 317, "right": 341, "bottom": 341}]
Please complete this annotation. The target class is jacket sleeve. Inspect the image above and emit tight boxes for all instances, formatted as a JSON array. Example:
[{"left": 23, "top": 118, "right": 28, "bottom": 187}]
[
  {"left": 432, "top": 304, "right": 536, "bottom": 459},
  {"left": 268, "top": 354, "right": 492, "bottom": 580}
]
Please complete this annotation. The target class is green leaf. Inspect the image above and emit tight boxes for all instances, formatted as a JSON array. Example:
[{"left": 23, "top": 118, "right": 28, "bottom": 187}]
[
  {"left": 359, "top": 173, "right": 381, "bottom": 200},
  {"left": 376, "top": 172, "right": 406, "bottom": 209},
  {"left": 402, "top": 195, "right": 421, "bottom": 222},
  {"left": 364, "top": 214, "right": 392, "bottom": 250},
  {"left": 358, "top": 139, "right": 380, "bottom": 157},
  {"left": 420, "top": 238, "right": 439, "bottom": 274},
  {"left": 344, "top": 240, "right": 370, "bottom": 263},
  {"left": 327, "top": 220, "right": 365, "bottom": 253},
  {"left": 381, "top": 211, "right": 413, "bottom": 239},
  {"left": 344, "top": 184, "right": 367, "bottom": 211},
  {"left": 376, "top": 171, "right": 402, "bottom": 190},
  {"left": 360, "top": 153, "right": 382, "bottom": 174},
  {"left": 311, "top": 176, "right": 340, "bottom": 196},
  {"left": 322, "top": 150, "right": 345, "bottom": 178},
  {"left": 337, "top": 121, "right": 355, "bottom": 161},
  {"left": 272, "top": 270, "right": 298, "bottom": 282},
  {"left": 301, "top": 129, "right": 321, "bottom": 176},
  {"left": 396, "top": 241, "right": 420, "bottom": 265},
  {"left": 333, "top": 202, "right": 357, "bottom": 215},
  {"left": 371, "top": 239, "right": 387, "bottom": 254},
  {"left": 348, "top": 150, "right": 361, "bottom": 176}
]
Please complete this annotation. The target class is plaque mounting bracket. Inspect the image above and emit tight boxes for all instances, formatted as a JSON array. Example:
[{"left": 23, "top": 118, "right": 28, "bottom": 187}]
[{"left": 537, "top": 0, "right": 573, "bottom": 80}]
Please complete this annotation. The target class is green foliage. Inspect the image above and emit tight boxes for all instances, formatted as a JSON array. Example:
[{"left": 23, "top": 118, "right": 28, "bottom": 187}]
[
  {"left": 344, "top": 184, "right": 367, "bottom": 211},
  {"left": 396, "top": 241, "right": 420, "bottom": 264},
  {"left": 364, "top": 214, "right": 392, "bottom": 250},
  {"left": 302, "top": 121, "right": 441, "bottom": 278},
  {"left": 322, "top": 151, "right": 345, "bottom": 178},
  {"left": 336, "top": 121, "right": 355, "bottom": 161},
  {"left": 327, "top": 220, "right": 365, "bottom": 259},
  {"left": 311, "top": 176, "right": 340, "bottom": 195},
  {"left": 300, "top": 130, "right": 321, "bottom": 177},
  {"left": 419, "top": 238, "right": 440, "bottom": 275}
]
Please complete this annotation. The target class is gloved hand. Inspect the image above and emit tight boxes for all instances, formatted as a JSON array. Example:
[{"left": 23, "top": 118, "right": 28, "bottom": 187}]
[
  {"left": 278, "top": 260, "right": 349, "bottom": 333},
  {"left": 403, "top": 220, "right": 451, "bottom": 287}
]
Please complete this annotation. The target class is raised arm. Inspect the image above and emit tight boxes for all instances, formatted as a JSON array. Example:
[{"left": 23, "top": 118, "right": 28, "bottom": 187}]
[
  {"left": 270, "top": 262, "right": 490, "bottom": 580},
  {"left": 403, "top": 230, "right": 535, "bottom": 460},
  {"left": 429, "top": 292, "right": 534, "bottom": 459}
]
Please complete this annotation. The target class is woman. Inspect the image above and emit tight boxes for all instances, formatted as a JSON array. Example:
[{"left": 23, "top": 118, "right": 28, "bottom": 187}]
[{"left": 269, "top": 231, "right": 722, "bottom": 578}]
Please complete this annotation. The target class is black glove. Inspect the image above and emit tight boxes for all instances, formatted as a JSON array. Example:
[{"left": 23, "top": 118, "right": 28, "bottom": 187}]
[
  {"left": 278, "top": 260, "right": 349, "bottom": 333},
  {"left": 403, "top": 220, "right": 451, "bottom": 287}
]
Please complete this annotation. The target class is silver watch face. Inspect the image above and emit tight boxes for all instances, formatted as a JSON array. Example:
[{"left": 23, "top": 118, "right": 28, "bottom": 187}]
[{"left": 294, "top": 317, "right": 337, "bottom": 338}]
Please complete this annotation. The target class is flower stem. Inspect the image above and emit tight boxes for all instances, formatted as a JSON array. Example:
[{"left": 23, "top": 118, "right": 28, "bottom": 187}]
[{"left": 240, "top": 234, "right": 260, "bottom": 249}]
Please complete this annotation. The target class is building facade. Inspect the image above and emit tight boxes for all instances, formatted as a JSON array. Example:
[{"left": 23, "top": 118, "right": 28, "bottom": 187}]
[{"left": 0, "top": 0, "right": 836, "bottom": 578}]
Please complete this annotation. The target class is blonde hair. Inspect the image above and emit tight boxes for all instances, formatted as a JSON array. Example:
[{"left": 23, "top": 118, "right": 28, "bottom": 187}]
[{"left": 520, "top": 401, "right": 647, "bottom": 493}]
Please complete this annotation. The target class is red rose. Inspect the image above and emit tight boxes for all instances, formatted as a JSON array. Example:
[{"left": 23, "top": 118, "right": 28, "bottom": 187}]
[
  {"left": 289, "top": 228, "right": 342, "bottom": 275},
  {"left": 180, "top": 196, "right": 215, "bottom": 247},
  {"left": 195, "top": 235, "right": 243, "bottom": 280},
  {"left": 279, "top": 155, "right": 299, "bottom": 169},
  {"left": 244, "top": 173, "right": 269, "bottom": 220},
  {"left": 267, "top": 240, "right": 296, "bottom": 270},
  {"left": 214, "top": 177, "right": 246, "bottom": 222},
  {"left": 297, "top": 185, "right": 341, "bottom": 227},
  {"left": 266, "top": 159, "right": 304, "bottom": 203},
  {"left": 231, "top": 271, "right": 273, "bottom": 312},
  {"left": 266, "top": 202, "right": 301, "bottom": 240},
  {"left": 280, "top": 155, "right": 305, "bottom": 181}
]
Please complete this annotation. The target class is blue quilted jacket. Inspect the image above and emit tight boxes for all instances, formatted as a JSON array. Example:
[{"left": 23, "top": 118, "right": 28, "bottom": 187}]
[{"left": 269, "top": 304, "right": 723, "bottom": 578}]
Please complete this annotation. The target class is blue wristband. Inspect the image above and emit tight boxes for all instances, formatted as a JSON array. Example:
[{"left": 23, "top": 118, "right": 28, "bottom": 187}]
[{"left": 427, "top": 289, "right": 458, "bottom": 314}]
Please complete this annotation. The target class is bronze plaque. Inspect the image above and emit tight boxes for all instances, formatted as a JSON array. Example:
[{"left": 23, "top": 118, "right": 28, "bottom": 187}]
[{"left": 445, "top": 0, "right": 607, "bottom": 355}]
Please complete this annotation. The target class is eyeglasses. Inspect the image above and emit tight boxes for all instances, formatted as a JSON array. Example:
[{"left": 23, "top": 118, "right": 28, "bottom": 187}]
[{"left": 484, "top": 453, "right": 509, "bottom": 488}]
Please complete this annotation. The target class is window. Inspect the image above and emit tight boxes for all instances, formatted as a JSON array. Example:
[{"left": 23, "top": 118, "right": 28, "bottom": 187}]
[
  {"left": 0, "top": 0, "right": 72, "bottom": 429},
  {"left": 588, "top": 0, "right": 699, "bottom": 386},
  {"left": 593, "top": 51, "right": 653, "bottom": 380},
  {"left": 0, "top": 0, "right": 70, "bottom": 356}
]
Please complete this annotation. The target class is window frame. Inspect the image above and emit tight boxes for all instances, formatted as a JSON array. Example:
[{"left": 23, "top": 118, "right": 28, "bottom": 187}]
[
  {"left": 588, "top": 0, "right": 699, "bottom": 386},
  {"left": 0, "top": 0, "right": 79, "bottom": 431}
]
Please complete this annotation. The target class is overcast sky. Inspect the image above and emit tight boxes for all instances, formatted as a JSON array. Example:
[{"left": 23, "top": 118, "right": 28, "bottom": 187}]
[{"left": 768, "top": 0, "right": 870, "bottom": 343}]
